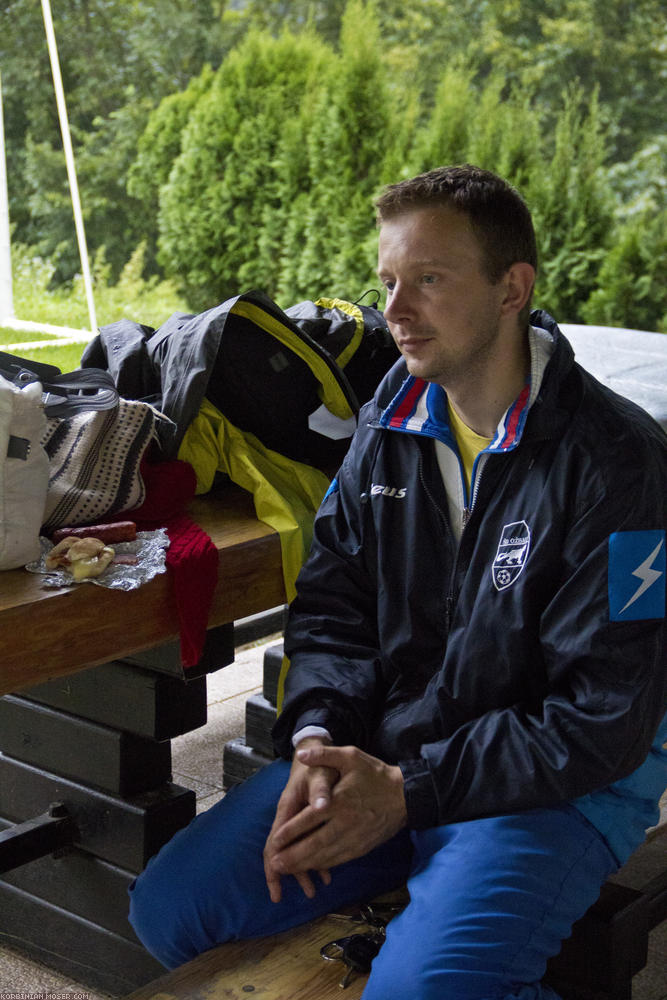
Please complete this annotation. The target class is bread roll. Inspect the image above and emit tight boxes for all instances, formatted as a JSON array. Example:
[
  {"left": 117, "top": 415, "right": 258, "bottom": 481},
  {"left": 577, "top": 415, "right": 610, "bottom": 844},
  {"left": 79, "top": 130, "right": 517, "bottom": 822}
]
[
  {"left": 70, "top": 545, "right": 115, "bottom": 580},
  {"left": 45, "top": 535, "right": 115, "bottom": 579}
]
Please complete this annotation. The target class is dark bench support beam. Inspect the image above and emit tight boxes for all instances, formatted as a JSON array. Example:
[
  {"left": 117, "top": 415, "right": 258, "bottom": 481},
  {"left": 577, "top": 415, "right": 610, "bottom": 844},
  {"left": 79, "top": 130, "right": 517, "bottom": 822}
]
[{"left": 0, "top": 802, "right": 75, "bottom": 874}]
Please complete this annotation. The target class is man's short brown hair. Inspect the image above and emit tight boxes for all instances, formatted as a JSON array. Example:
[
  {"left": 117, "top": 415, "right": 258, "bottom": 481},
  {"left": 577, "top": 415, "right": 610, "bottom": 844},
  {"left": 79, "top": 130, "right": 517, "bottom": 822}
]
[{"left": 375, "top": 164, "right": 538, "bottom": 287}]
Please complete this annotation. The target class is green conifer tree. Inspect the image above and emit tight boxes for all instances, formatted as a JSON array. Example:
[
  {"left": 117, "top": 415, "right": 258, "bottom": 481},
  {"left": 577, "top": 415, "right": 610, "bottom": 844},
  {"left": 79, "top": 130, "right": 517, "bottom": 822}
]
[
  {"left": 278, "top": 0, "right": 397, "bottom": 302},
  {"left": 529, "top": 88, "right": 615, "bottom": 321},
  {"left": 157, "top": 29, "right": 331, "bottom": 308},
  {"left": 128, "top": 68, "right": 216, "bottom": 226},
  {"left": 581, "top": 210, "right": 667, "bottom": 333}
]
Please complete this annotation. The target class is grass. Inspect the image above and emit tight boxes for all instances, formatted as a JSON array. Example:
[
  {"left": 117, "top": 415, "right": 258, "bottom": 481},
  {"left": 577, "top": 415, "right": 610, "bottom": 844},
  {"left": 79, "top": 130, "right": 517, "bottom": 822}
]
[
  {"left": 0, "top": 328, "right": 61, "bottom": 344},
  {"left": 1, "top": 241, "right": 189, "bottom": 372},
  {"left": 1, "top": 341, "right": 90, "bottom": 372},
  {"left": 0, "top": 323, "right": 91, "bottom": 372}
]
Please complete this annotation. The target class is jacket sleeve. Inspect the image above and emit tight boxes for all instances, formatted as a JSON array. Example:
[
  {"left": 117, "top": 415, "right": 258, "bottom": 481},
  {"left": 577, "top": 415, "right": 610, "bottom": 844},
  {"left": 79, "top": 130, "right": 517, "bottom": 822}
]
[
  {"left": 273, "top": 427, "right": 386, "bottom": 757},
  {"left": 400, "top": 424, "right": 667, "bottom": 830}
]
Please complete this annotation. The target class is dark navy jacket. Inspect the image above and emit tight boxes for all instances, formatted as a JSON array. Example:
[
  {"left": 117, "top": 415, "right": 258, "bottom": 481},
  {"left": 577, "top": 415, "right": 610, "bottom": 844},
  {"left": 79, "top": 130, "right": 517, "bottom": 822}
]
[{"left": 274, "top": 312, "right": 667, "bottom": 859}]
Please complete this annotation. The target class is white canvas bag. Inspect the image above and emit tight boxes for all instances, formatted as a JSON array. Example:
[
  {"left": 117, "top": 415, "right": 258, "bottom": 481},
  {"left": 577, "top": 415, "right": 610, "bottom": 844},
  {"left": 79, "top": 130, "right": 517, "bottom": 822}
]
[{"left": 0, "top": 374, "right": 50, "bottom": 570}]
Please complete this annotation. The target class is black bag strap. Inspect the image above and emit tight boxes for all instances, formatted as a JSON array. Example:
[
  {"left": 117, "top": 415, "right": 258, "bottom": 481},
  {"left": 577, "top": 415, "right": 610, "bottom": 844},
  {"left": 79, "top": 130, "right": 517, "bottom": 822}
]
[{"left": 0, "top": 350, "right": 119, "bottom": 417}]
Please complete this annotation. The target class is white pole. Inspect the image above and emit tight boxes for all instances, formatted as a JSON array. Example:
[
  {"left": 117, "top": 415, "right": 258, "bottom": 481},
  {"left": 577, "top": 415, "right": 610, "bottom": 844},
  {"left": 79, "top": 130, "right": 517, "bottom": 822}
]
[
  {"left": 0, "top": 72, "right": 14, "bottom": 320},
  {"left": 41, "top": 0, "right": 97, "bottom": 334}
]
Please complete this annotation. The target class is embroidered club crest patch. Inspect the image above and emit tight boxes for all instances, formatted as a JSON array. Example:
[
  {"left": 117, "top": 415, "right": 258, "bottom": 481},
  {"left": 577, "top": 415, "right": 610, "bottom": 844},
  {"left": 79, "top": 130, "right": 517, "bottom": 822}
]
[{"left": 493, "top": 520, "right": 531, "bottom": 591}]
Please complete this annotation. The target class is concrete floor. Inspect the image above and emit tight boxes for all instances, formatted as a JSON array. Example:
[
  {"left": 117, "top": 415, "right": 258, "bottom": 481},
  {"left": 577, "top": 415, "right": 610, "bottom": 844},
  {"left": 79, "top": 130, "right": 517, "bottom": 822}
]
[{"left": 0, "top": 636, "right": 665, "bottom": 999}]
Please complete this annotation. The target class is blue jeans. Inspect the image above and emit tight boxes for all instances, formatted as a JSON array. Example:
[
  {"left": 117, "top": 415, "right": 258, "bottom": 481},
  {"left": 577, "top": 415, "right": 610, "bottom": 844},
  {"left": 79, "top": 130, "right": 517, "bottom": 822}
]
[{"left": 129, "top": 759, "right": 617, "bottom": 999}]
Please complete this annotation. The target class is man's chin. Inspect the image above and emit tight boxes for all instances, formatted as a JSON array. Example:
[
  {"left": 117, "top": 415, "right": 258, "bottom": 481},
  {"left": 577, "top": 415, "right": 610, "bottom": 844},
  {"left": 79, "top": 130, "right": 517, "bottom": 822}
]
[{"left": 404, "top": 357, "right": 440, "bottom": 382}]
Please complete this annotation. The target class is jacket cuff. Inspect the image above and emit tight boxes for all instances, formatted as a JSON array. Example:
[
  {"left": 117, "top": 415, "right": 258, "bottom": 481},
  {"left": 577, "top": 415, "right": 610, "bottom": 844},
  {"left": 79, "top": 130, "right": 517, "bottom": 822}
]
[
  {"left": 292, "top": 725, "right": 333, "bottom": 748},
  {"left": 272, "top": 706, "right": 339, "bottom": 759},
  {"left": 399, "top": 758, "right": 439, "bottom": 829}
]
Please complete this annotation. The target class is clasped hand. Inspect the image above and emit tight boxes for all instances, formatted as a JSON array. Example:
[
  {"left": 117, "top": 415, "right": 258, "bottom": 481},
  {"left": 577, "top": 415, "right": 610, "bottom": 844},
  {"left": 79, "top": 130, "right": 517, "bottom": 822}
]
[{"left": 263, "top": 738, "right": 407, "bottom": 903}]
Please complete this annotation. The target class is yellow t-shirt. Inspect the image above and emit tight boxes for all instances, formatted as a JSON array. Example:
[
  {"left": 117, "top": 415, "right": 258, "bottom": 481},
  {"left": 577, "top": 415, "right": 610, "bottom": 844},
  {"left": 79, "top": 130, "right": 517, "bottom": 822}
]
[{"left": 447, "top": 402, "right": 492, "bottom": 493}]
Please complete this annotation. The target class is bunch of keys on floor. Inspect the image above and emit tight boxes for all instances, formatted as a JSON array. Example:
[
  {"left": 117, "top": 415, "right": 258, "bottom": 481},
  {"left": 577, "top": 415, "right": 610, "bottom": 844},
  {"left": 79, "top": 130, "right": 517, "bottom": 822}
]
[{"left": 320, "top": 899, "right": 405, "bottom": 988}]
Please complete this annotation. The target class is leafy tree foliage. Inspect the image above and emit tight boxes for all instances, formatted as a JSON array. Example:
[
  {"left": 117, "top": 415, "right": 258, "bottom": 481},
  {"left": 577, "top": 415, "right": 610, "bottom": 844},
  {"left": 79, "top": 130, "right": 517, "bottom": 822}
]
[
  {"left": 157, "top": 29, "right": 334, "bottom": 308},
  {"left": 1, "top": 0, "right": 229, "bottom": 279},
  {"left": 277, "top": 0, "right": 398, "bottom": 301},
  {"left": 528, "top": 89, "right": 615, "bottom": 321},
  {"left": 581, "top": 210, "right": 667, "bottom": 332},
  {"left": 2, "top": 0, "right": 665, "bottom": 331},
  {"left": 128, "top": 69, "right": 216, "bottom": 218},
  {"left": 230, "top": 0, "right": 348, "bottom": 43},
  {"left": 376, "top": 0, "right": 665, "bottom": 161},
  {"left": 406, "top": 73, "right": 615, "bottom": 322},
  {"left": 127, "top": 69, "right": 216, "bottom": 274},
  {"left": 154, "top": 1, "right": 411, "bottom": 306}
]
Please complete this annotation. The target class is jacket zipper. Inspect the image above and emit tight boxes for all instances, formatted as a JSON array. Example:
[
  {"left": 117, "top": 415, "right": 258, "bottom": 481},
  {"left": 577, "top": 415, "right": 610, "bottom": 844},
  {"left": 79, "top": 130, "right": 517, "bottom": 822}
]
[
  {"left": 461, "top": 452, "right": 488, "bottom": 529},
  {"left": 417, "top": 443, "right": 449, "bottom": 529},
  {"left": 417, "top": 449, "right": 457, "bottom": 635},
  {"left": 449, "top": 452, "right": 490, "bottom": 628}
]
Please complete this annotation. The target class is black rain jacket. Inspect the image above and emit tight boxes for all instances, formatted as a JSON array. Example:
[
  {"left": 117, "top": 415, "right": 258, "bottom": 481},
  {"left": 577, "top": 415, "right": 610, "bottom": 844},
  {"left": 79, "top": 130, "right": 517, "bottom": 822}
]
[{"left": 273, "top": 312, "right": 667, "bottom": 833}]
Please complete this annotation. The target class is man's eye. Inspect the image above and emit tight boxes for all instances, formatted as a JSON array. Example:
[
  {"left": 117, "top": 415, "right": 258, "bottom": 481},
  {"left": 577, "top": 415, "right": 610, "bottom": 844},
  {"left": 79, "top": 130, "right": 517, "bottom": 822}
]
[{"left": 422, "top": 274, "right": 436, "bottom": 284}]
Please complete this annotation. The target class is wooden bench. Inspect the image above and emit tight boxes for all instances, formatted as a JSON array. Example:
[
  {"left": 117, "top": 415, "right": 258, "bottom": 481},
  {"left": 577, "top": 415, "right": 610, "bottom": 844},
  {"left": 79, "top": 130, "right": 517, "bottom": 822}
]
[
  {"left": 125, "top": 912, "right": 371, "bottom": 1000},
  {"left": 122, "top": 825, "right": 666, "bottom": 1000}
]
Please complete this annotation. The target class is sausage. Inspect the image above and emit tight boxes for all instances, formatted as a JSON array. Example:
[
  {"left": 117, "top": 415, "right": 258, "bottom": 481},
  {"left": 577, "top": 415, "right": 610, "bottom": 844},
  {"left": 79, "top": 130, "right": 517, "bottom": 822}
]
[
  {"left": 112, "top": 553, "right": 139, "bottom": 566},
  {"left": 50, "top": 521, "right": 137, "bottom": 545}
]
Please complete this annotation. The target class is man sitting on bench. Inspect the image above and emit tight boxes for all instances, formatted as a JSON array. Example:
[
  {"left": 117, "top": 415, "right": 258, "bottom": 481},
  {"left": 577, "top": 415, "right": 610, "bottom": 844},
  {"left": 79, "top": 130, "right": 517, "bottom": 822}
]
[{"left": 129, "top": 164, "right": 667, "bottom": 1000}]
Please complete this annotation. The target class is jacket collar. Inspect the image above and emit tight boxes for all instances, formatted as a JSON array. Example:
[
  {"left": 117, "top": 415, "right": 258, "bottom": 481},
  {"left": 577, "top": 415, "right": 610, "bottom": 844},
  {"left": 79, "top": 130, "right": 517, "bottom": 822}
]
[{"left": 375, "top": 310, "right": 574, "bottom": 453}]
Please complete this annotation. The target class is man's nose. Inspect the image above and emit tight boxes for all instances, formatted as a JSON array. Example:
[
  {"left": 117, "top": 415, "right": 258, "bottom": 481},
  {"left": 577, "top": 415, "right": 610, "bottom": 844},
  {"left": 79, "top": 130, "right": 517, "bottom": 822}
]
[{"left": 384, "top": 283, "right": 413, "bottom": 323}]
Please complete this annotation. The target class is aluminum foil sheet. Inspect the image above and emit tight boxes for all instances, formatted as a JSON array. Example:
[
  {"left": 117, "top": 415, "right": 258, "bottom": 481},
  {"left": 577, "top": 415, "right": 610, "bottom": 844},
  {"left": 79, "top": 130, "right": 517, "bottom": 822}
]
[{"left": 26, "top": 529, "right": 170, "bottom": 591}]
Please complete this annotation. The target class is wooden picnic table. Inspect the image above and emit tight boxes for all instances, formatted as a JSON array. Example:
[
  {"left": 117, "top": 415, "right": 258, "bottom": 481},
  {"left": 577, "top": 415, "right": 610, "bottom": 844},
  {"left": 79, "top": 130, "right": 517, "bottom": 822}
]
[
  {"left": 0, "top": 481, "right": 287, "bottom": 995},
  {"left": 0, "top": 483, "right": 286, "bottom": 696}
]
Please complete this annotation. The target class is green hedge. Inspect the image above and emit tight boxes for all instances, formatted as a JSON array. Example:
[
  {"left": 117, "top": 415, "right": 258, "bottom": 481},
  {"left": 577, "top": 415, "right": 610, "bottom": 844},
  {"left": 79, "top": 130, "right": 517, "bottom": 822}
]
[{"left": 129, "top": 5, "right": 665, "bottom": 331}]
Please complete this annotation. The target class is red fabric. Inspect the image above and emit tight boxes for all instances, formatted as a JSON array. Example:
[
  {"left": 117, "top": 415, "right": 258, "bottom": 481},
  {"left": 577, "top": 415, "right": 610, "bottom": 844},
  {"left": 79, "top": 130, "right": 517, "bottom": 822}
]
[{"left": 121, "top": 460, "right": 219, "bottom": 669}]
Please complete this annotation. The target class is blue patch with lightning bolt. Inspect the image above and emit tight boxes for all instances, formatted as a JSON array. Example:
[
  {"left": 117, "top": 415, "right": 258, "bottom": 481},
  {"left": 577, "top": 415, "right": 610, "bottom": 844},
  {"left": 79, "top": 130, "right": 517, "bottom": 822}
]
[{"left": 608, "top": 531, "right": 666, "bottom": 621}]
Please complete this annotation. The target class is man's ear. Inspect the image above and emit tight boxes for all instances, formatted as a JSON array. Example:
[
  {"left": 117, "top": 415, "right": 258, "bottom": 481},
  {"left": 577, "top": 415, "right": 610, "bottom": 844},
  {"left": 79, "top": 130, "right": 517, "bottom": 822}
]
[{"left": 501, "top": 262, "right": 536, "bottom": 316}]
